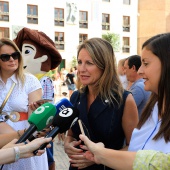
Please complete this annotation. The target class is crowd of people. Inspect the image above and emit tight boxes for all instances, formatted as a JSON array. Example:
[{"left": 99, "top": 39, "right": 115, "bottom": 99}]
[{"left": 0, "top": 31, "right": 170, "bottom": 170}]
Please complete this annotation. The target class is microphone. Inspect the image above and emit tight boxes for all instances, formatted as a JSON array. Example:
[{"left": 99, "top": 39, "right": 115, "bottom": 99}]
[
  {"left": 16, "top": 103, "right": 56, "bottom": 143},
  {"left": 54, "top": 98, "right": 73, "bottom": 115},
  {"left": 33, "top": 107, "right": 79, "bottom": 154},
  {"left": 28, "top": 98, "right": 73, "bottom": 141}
]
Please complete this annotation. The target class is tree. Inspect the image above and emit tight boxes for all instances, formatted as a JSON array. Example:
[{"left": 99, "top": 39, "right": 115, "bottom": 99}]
[
  {"left": 71, "top": 56, "right": 77, "bottom": 67},
  {"left": 102, "top": 32, "right": 120, "bottom": 52}
]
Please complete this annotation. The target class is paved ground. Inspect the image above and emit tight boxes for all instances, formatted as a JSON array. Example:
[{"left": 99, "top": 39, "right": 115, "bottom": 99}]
[
  {"left": 54, "top": 137, "right": 70, "bottom": 170},
  {"left": 53, "top": 84, "right": 70, "bottom": 170}
]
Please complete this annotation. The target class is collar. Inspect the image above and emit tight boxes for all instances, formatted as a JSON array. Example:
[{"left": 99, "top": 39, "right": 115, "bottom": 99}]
[{"left": 0, "top": 73, "right": 18, "bottom": 84}]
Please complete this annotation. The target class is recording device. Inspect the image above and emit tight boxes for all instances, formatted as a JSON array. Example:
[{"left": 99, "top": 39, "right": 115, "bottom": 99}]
[
  {"left": 33, "top": 107, "right": 79, "bottom": 154},
  {"left": 28, "top": 98, "right": 73, "bottom": 141},
  {"left": 16, "top": 103, "right": 56, "bottom": 144},
  {"left": 54, "top": 98, "right": 73, "bottom": 115}
]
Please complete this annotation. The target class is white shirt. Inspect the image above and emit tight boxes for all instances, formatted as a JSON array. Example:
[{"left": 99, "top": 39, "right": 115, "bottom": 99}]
[
  {"left": 0, "top": 73, "right": 48, "bottom": 170},
  {"left": 128, "top": 102, "right": 170, "bottom": 153}
]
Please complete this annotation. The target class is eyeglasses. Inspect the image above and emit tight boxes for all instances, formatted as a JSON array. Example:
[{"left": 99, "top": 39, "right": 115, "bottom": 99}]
[{"left": 0, "top": 51, "right": 20, "bottom": 62}]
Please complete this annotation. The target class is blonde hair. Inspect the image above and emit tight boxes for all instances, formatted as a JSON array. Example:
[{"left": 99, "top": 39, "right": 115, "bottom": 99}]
[
  {"left": 0, "top": 38, "right": 25, "bottom": 85},
  {"left": 77, "top": 38, "right": 124, "bottom": 106}
]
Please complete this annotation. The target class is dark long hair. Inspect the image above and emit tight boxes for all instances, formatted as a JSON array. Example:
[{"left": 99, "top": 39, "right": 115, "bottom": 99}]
[{"left": 138, "top": 33, "right": 170, "bottom": 142}]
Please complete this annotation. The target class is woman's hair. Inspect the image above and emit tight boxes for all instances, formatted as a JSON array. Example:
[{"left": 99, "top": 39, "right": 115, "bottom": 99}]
[
  {"left": 76, "top": 37, "right": 124, "bottom": 106},
  {"left": 138, "top": 33, "right": 170, "bottom": 142},
  {"left": 0, "top": 38, "right": 25, "bottom": 85}
]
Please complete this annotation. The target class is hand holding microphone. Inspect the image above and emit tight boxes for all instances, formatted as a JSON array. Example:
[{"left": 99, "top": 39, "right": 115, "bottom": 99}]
[
  {"left": 33, "top": 107, "right": 79, "bottom": 154},
  {"left": 28, "top": 98, "right": 73, "bottom": 141},
  {"left": 16, "top": 103, "right": 56, "bottom": 144}
]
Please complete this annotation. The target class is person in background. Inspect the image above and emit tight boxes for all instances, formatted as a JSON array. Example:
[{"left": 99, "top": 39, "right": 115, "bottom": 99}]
[
  {"left": 57, "top": 133, "right": 65, "bottom": 145},
  {"left": 60, "top": 68, "right": 68, "bottom": 86},
  {"left": 124, "top": 55, "right": 151, "bottom": 118},
  {"left": 0, "top": 137, "right": 52, "bottom": 165},
  {"left": 79, "top": 134, "right": 170, "bottom": 170},
  {"left": 73, "top": 66, "right": 78, "bottom": 80},
  {"left": 66, "top": 67, "right": 76, "bottom": 99},
  {"left": 53, "top": 71, "right": 61, "bottom": 103},
  {"left": 64, "top": 38, "right": 138, "bottom": 170},
  {"left": 0, "top": 38, "right": 48, "bottom": 170},
  {"left": 117, "top": 58, "right": 129, "bottom": 89}
]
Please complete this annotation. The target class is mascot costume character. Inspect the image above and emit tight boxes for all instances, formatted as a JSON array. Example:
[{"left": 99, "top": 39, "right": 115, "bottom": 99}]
[{"left": 14, "top": 27, "right": 62, "bottom": 170}]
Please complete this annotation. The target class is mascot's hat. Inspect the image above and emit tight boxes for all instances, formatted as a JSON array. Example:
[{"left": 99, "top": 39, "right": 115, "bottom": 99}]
[{"left": 14, "top": 27, "right": 62, "bottom": 71}]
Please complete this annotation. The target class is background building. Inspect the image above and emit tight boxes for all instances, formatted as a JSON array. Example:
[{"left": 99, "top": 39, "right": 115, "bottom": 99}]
[
  {"left": 0, "top": 0, "right": 138, "bottom": 70},
  {"left": 138, "top": 0, "right": 170, "bottom": 55}
]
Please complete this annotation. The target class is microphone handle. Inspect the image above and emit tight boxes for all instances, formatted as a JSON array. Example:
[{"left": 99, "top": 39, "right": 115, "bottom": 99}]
[
  {"left": 33, "top": 126, "right": 60, "bottom": 155},
  {"left": 16, "top": 124, "right": 37, "bottom": 144},
  {"left": 28, "top": 134, "right": 36, "bottom": 141}
]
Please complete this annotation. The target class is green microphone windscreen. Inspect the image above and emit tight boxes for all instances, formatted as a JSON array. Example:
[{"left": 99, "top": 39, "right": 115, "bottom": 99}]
[{"left": 28, "top": 103, "right": 56, "bottom": 131}]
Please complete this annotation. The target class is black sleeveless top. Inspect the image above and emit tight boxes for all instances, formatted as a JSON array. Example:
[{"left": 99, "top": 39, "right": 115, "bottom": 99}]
[{"left": 69, "top": 89, "right": 130, "bottom": 170}]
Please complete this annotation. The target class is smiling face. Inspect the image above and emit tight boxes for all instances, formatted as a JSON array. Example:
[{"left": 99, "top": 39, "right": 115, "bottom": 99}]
[
  {"left": 77, "top": 48, "right": 103, "bottom": 87},
  {"left": 0, "top": 45, "right": 19, "bottom": 74},
  {"left": 138, "top": 47, "right": 161, "bottom": 94},
  {"left": 22, "top": 43, "right": 47, "bottom": 74}
]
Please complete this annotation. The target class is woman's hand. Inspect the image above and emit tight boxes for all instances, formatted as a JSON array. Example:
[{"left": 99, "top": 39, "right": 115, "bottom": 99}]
[
  {"left": 20, "top": 137, "right": 52, "bottom": 158},
  {"left": 64, "top": 136, "right": 95, "bottom": 169},
  {"left": 64, "top": 138, "right": 83, "bottom": 158},
  {"left": 69, "top": 148, "right": 95, "bottom": 169},
  {"left": 79, "top": 134, "right": 105, "bottom": 164},
  {"left": 28, "top": 102, "right": 41, "bottom": 111},
  {"left": 2, "top": 139, "right": 23, "bottom": 149},
  {"left": 36, "top": 126, "right": 52, "bottom": 138}
]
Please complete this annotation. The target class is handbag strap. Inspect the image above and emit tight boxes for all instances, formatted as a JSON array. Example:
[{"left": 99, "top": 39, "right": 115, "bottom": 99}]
[{"left": 0, "top": 82, "right": 16, "bottom": 114}]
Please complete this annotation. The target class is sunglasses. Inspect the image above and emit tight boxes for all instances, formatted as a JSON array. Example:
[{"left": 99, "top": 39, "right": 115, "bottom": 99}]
[{"left": 0, "top": 51, "right": 20, "bottom": 62}]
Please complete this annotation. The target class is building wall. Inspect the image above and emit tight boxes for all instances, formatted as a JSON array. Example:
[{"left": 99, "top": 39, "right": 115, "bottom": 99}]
[
  {"left": 0, "top": 0, "right": 138, "bottom": 68},
  {"left": 138, "top": 0, "right": 170, "bottom": 55}
]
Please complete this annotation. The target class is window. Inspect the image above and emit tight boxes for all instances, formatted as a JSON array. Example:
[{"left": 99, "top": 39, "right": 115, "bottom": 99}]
[
  {"left": 122, "top": 37, "right": 130, "bottom": 53},
  {"left": 79, "top": 11, "right": 88, "bottom": 28},
  {"left": 79, "top": 34, "right": 88, "bottom": 44},
  {"left": 102, "top": 13, "right": 110, "bottom": 30},
  {"left": 123, "top": 0, "right": 130, "bottom": 5},
  {"left": 54, "top": 8, "right": 64, "bottom": 26},
  {"left": 0, "top": 27, "right": 9, "bottom": 38},
  {"left": 0, "top": 1, "right": 9, "bottom": 21},
  {"left": 55, "top": 32, "right": 64, "bottom": 50},
  {"left": 123, "top": 16, "right": 130, "bottom": 32},
  {"left": 27, "top": 5, "right": 38, "bottom": 24}
]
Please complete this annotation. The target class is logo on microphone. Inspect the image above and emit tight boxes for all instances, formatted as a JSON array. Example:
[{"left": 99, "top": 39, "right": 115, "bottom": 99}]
[
  {"left": 59, "top": 108, "right": 73, "bottom": 117},
  {"left": 34, "top": 105, "right": 49, "bottom": 114},
  {"left": 46, "top": 116, "right": 54, "bottom": 125}
]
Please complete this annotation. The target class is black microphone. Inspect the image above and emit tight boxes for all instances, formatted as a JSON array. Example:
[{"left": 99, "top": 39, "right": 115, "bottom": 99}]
[
  {"left": 28, "top": 98, "right": 73, "bottom": 141},
  {"left": 33, "top": 107, "right": 79, "bottom": 154}
]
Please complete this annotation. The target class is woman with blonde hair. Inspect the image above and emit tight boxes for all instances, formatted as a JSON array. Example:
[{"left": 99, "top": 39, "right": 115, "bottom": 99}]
[
  {"left": 64, "top": 38, "right": 138, "bottom": 170},
  {"left": 0, "top": 38, "right": 48, "bottom": 169}
]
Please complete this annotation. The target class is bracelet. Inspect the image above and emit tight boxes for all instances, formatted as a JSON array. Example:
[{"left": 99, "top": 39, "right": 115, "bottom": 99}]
[
  {"left": 17, "top": 130, "right": 21, "bottom": 138},
  {"left": 13, "top": 147, "right": 20, "bottom": 162}
]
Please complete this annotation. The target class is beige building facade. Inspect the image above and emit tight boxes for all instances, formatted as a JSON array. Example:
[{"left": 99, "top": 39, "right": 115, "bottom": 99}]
[
  {"left": 0, "top": 0, "right": 138, "bottom": 69},
  {"left": 138, "top": 0, "right": 170, "bottom": 54}
]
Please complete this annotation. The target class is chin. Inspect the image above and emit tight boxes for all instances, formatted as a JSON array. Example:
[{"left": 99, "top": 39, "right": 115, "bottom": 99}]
[{"left": 144, "top": 86, "right": 150, "bottom": 92}]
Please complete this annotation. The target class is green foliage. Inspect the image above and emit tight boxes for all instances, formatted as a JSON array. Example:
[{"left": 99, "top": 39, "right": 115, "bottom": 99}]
[
  {"left": 71, "top": 56, "right": 77, "bottom": 67},
  {"left": 102, "top": 32, "right": 120, "bottom": 52}
]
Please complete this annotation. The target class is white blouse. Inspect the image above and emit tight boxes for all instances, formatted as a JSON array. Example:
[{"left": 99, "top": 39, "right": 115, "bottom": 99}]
[
  {"left": 0, "top": 73, "right": 48, "bottom": 170},
  {"left": 128, "top": 102, "right": 170, "bottom": 153}
]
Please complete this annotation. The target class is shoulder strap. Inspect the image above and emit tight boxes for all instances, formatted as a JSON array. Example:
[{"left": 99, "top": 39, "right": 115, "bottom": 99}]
[{"left": 0, "top": 83, "right": 16, "bottom": 114}]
